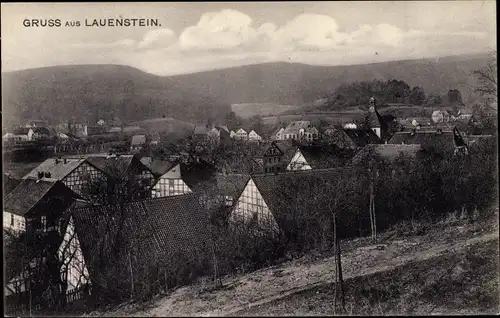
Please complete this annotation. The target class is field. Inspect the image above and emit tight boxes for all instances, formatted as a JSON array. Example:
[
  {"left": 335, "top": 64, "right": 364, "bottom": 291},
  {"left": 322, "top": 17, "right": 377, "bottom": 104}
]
[
  {"left": 129, "top": 117, "right": 195, "bottom": 135},
  {"left": 231, "top": 103, "right": 301, "bottom": 119}
]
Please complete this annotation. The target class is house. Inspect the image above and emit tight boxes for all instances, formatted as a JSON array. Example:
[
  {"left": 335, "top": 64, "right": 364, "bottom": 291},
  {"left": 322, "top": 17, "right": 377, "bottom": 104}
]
[
  {"left": 11, "top": 128, "right": 34, "bottom": 141},
  {"left": 130, "top": 134, "right": 147, "bottom": 152},
  {"left": 86, "top": 154, "right": 155, "bottom": 198},
  {"left": 193, "top": 125, "right": 231, "bottom": 145},
  {"left": 248, "top": 130, "right": 262, "bottom": 142},
  {"left": 388, "top": 128, "right": 467, "bottom": 155},
  {"left": 343, "top": 123, "right": 358, "bottom": 129},
  {"left": 343, "top": 128, "right": 382, "bottom": 147},
  {"left": 151, "top": 163, "right": 193, "bottom": 198},
  {"left": 230, "top": 130, "right": 236, "bottom": 138},
  {"left": 25, "top": 119, "right": 48, "bottom": 128},
  {"left": 431, "top": 110, "right": 451, "bottom": 124},
  {"left": 97, "top": 119, "right": 105, "bottom": 126},
  {"left": 282, "top": 121, "right": 319, "bottom": 142},
  {"left": 199, "top": 173, "right": 250, "bottom": 216},
  {"left": 351, "top": 144, "right": 424, "bottom": 165},
  {"left": 274, "top": 127, "right": 285, "bottom": 141},
  {"left": 57, "top": 132, "right": 70, "bottom": 140},
  {"left": 123, "top": 126, "right": 144, "bottom": 135},
  {"left": 3, "top": 178, "right": 77, "bottom": 236},
  {"left": 229, "top": 168, "right": 358, "bottom": 233},
  {"left": 70, "top": 194, "right": 211, "bottom": 296},
  {"left": 23, "top": 158, "right": 104, "bottom": 196},
  {"left": 260, "top": 141, "right": 293, "bottom": 174},
  {"left": 108, "top": 127, "right": 122, "bottom": 134},
  {"left": 140, "top": 157, "right": 176, "bottom": 177},
  {"left": 150, "top": 132, "right": 161, "bottom": 146},
  {"left": 321, "top": 125, "right": 357, "bottom": 149},
  {"left": 286, "top": 145, "right": 352, "bottom": 171},
  {"left": 366, "top": 97, "right": 390, "bottom": 141},
  {"left": 234, "top": 128, "right": 249, "bottom": 141},
  {"left": 2, "top": 132, "right": 16, "bottom": 141},
  {"left": 86, "top": 125, "right": 106, "bottom": 136}
]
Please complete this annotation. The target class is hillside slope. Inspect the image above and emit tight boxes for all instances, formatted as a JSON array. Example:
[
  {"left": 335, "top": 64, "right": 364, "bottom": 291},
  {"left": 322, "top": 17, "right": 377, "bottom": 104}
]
[
  {"left": 2, "top": 65, "right": 230, "bottom": 126},
  {"left": 2, "top": 52, "right": 491, "bottom": 126}
]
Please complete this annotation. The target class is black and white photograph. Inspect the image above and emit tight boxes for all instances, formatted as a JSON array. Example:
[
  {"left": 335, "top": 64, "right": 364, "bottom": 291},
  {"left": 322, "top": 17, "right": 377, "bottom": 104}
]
[{"left": 2, "top": 1, "right": 498, "bottom": 316}]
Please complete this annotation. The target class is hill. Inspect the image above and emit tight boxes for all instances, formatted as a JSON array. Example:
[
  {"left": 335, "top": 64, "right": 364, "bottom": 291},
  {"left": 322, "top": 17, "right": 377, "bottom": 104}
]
[
  {"left": 169, "top": 52, "right": 490, "bottom": 105},
  {"left": 2, "top": 52, "right": 491, "bottom": 126},
  {"left": 2, "top": 65, "right": 231, "bottom": 126}
]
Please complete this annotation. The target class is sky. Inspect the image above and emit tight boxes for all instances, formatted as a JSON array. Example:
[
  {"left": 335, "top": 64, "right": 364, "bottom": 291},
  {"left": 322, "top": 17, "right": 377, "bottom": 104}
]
[{"left": 1, "top": 1, "right": 496, "bottom": 76}]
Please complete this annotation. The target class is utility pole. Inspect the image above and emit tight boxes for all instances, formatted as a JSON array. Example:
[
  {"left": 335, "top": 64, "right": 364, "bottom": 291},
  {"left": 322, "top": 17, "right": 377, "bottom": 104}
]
[{"left": 333, "top": 213, "right": 345, "bottom": 313}]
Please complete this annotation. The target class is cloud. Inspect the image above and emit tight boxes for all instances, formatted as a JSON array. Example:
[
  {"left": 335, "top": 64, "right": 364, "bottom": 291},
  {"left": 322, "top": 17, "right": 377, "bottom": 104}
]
[{"left": 138, "top": 28, "right": 176, "bottom": 49}]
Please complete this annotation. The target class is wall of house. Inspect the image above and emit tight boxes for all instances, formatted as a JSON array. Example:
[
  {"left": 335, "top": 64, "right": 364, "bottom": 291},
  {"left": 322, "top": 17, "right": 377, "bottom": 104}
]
[
  {"left": 58, "top": 217, "right": 89, "bottom": 293},
  {"left": 230, "top": 179, "right": 278, "bottom": 230},
  {"left": 372, "top": 127, "right": 381, "bottom": 139},
  {"left": 152, "top": 177, "right": 192, "bottom": 197},
  {"left": 63, "top": 162, "right": 103, "bottom": 195},
  {"left": 287, "top": 149, "right": 312, "bottom": 171},
  {"left": 3, "top": 212, "right": 26, "bottom": 234}
]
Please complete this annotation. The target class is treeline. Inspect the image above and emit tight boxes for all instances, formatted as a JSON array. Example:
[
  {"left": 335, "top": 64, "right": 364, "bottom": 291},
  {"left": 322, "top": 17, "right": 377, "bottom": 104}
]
[{"left": 322, "top": 79, "right": 464, "bottom": 109}]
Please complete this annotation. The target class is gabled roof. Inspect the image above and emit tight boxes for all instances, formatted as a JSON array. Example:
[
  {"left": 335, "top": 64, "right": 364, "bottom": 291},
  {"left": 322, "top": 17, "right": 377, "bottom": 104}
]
[
  {"left": 86, "top": 155, "right": 137, "bottom": 176},
  {"left": 214, "top": 173, "right": 251, "bottom": 199},
  {"left": 249, "top": 130, "right": 260, "bottom": 136},
  {"left": 235, "top": 128, "right": 247, "bottom": 134},
  {"left": 108, "top": 127, "right": 122, "bottom": 133},
  {"left": 322, "top": 125, "right": 357, "bottom": 149},
  {"left": 250, "top": 169, "right": 358, "bottom": 223},
  {"left": 217, "top": 125, "right": 230, "bottom": 133},
  {"left": 131, "top": 134, "right": 147, "bottom": 146},
  {"left": 193, "top": 126, "right": 208, "bottom": 135},
  {"left": 4, "top": 174, "right": 21, "bottom": 195},
  {"left": 344, "top": 129, "right": 382, "bottom": 147},
  {"left": 294, "top": 145, "right": 353, "bottom": 169},
  {"left": 352, "top": 144, "right": 423, "bottom": 165},
  {"left": 140, "top": 157, "right": 176, "bottom": 177},
  {"left": 71, "top": 194, "right": 210, "bottom": 275},
  {"left": 283, "top": 121, "right": 313, "bottom": 135},
  {"left": 4, "top": 178, "right": 76, "bottom": 216},
  {"left": 23, "top": 158, "right": 87, "bottom": 180},
  {"left": 388, "top": 131, "right": 456, "bottom": 152}
]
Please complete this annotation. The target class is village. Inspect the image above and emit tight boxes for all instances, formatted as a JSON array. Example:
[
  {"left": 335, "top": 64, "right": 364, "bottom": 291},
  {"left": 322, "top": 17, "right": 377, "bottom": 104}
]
[{"left": 3, "top": 94, "right": 497, "bottom": 315}]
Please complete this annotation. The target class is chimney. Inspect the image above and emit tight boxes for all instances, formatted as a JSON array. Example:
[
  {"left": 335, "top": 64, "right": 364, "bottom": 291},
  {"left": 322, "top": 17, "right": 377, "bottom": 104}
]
[
  {"left": 64, "top": 158, "right": 67, "bottom": 164},
  {"left": 436, "top": 128, "right": 443, "bottom": 135},
  {"left": 38, "top": 171, "right": 44, "bottom": 179},
  {"left": 411, "top": 129, "right": 416, "bottom": 136},
  {"left": 55, "top": 158, "right": 60, "bottom": 165},
  {"left": 44, "top": 172, "right": 51, "bottom": 178}
]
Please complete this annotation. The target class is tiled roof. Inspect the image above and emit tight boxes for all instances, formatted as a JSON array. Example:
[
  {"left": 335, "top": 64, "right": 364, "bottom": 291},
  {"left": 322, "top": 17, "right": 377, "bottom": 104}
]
[
  {"left": 322, "top": 125, "right": 357, "bottom": 148},
  {"left": 283, "top": 121, "right": 314, "bottom": 135},
  {"left": 71, "top": 194, "right": 211, "bottom": 277},
  {"left": 193, "top": 126, "right": 208, "bottom": 135},
  {"left": 344, "top": 129, "right": 382, "bottom": 147},
  {"left": 296, "top": 145, "right": 353, "bottom": 169},
  {"left": 23, "top": 158, "right": 87, "bottom": 180},
  {"left": 251, "top": 168, "right": 360, "bottom": 223},
  {"left": 140, "top": 157, "right": 176, "bottom": 177},
  {"left": 388, "top": 131, "right": 456, "bottom": 151},
  {"left": 4, "top": 174, "right": 21, "bottom": 195},
  {"left": 131, "top": 134, "right": 147, "bottom": 146},
  {"left": 4, "top": 178, "right": 76, "bottom": 216},
  {"left": 214, "top": 173, "right": 251, "bottom": 199},
  {"left": 180, "top": 161, "right": 217, "bottom": 190},
  {"left": 352, "top": 144, "right": 423, "bottom": 165},
  {"left": 86, "top": 155, "right": 138, "bottom": 176}
]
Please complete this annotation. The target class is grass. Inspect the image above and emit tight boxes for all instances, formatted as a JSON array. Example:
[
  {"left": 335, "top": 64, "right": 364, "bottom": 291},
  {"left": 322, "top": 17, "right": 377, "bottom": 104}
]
[
  {"left": 231, "top": 103, "right": 301, "bottom": 119},
  {"left": 236, "top": 239, "right": 499, "bottom": 316}
]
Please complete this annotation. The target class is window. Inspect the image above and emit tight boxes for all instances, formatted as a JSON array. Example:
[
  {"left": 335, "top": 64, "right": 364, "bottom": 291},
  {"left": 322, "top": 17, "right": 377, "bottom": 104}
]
[
  {"left": 41, "top": 216, "right": 47, "bottom": 231},
  {"left": 10, "top": 214, "right": 14, "bottom": 226}
]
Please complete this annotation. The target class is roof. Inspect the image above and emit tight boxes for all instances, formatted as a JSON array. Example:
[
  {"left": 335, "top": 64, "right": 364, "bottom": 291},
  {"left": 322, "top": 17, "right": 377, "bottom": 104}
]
[
  {"left": 86, "top": 155, "right": 136, "bottom": 175},
  {"left": 218, "top": 125, "right": 230, "bottom": 133},
  {"left": 108, "top": 127, "right": 122, "bottom": 133},
  {"left": 251, "top": 168, "right": 359, "bottom": 223},
  {"left": 344, "top": 129, "right": 382, "bottom": 147},
  {"left": 4, "top": 174, "right": 21, "bottom": 195},
  {"left": 214, "top": 173, "right": 251, "bottom": 199},
  {"left": 180, "top": 161, "right": 217, "bottom": 190},
  {"left": 71, "top": 194, "right": 211, "bottom": 277},
  {"left": 32, "top": 127, "right": 51, "bottom": 134},
  {"left": 352, "top": 144, "right": 423, "bottom": 165},
  {"left": 140, "top": 157, "right": 176, "bottom": 176},
  {"left": 388, "top": 131, "right": 456, "bottom": 152},
  {"left": 4, "top": 178, "right": 76, "bottom": 216},
  {"left": 123, "top": 126, "right": 142, "bottom": 132},
  {"left": 131, "top": 134, "right": 147, "bottom": 146},
  {"left": 236, "top": 128, "right": 247, "bottom": 134},
  {"left": 322, "top": 125, "right": 357, "bottom": 149},
  {"left": 193, "top": 126, "right": 208, "bottom": 135},
  {"left": 294, "top": 145, "right": 353, "bottom": 169},
  {"left": 13, "top": 128, "right": 31, "bottom": 135},
  {"left": 23, "top": 158, "right": 87, "bottom": 180},
  {"left": 283, "top": 121, "right": 313, "bottom": 135}
]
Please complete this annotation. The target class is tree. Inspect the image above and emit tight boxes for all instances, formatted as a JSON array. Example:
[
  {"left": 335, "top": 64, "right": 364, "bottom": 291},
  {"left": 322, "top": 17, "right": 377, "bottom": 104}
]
[
  {"left": 409, "top": 86, "right": 426, "bottom": 105},
  {"left": 447, "top": 89, "right": 463, "bottom": 104},
  {"left": 473, "top": 52, "right": 497, "bottom": 110}
]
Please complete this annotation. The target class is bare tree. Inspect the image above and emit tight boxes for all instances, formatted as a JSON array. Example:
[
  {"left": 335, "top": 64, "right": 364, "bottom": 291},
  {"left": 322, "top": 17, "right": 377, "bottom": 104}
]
[{"left": 473, "top": 52, "right": 497, "bottom": 109}]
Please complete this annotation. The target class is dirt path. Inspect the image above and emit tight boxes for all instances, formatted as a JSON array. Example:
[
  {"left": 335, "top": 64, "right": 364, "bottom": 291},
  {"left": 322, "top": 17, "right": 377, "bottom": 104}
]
[{"left": 105, "top": 230, "right": 498, "bottom": 317}]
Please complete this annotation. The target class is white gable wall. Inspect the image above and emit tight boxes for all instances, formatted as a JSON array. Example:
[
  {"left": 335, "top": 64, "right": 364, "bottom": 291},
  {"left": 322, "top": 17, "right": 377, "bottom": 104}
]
[
  {"left": 58, "top": 216, "right": 89, "bottom": 293},
  {"left": 3, "top": 212, "right": 26, "bottom": 234},
  {"left": 152, "top": 165, "right": 192, "bottom": 197},
  {"left": 230, "top": 179, "right": 279, "bottom": 231},
  {"left": 287, "top": 149, "right": 312, "bottom": 171}
]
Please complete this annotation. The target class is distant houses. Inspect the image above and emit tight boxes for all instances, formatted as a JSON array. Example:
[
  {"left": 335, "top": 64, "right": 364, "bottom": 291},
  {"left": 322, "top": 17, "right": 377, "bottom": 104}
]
[
  {"left": 248, "top": 130, "right": 262, "bottom": 142},
  {"left": 130, "top": 134, "right": 147, "bottom": 152},
  {"left": 6, "top": 127, "right": 51, "bottom": 142},
  {"left": 286, "top": 145, "right": 352, "bottom": 171},
  {"left": 282, "top": 121, "right": 319, "bottom": 142},
  {"left": 234, "top": 128, "right": 249, "bottom": 141}
]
